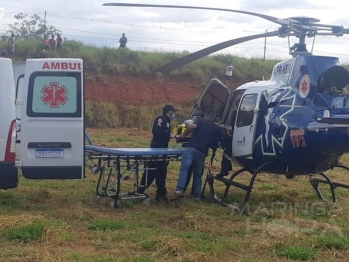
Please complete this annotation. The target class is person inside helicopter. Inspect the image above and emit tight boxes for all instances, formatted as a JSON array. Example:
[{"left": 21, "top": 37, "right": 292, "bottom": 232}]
[
  {"left": 323, "top": 81, "right": 341, "bottom": 95},
  {"left": 217, "top": 94, "right": 242, "bottom": 178},
  {"left": 312, "top": 74, "right": 347, "bottom": 108}
]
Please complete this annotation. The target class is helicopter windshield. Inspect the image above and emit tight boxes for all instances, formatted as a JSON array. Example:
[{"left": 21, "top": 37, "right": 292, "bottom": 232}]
[{"left": 313, "top": 57, "right": 338, "bottom": 77}]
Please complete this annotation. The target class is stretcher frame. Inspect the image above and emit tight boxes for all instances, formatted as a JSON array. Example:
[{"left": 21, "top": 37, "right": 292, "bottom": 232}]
[{"left": 85, "top": 145, "right": 183, "bottom": 207}]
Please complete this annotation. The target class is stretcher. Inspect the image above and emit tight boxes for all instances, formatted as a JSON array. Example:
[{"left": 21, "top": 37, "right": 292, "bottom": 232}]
[{"left": 85, "top": 145, "right": 184, "bottom": 207}]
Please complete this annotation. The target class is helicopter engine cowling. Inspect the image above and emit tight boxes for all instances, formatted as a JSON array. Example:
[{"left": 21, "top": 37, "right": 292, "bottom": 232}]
[{"left": 318, "top": 66, "right": 349, "bottom": 94}]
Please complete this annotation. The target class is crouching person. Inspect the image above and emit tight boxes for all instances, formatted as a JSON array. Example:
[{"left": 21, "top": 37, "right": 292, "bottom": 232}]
[{"left": 171, "top": 107, "right": 222, "bottom": 202}]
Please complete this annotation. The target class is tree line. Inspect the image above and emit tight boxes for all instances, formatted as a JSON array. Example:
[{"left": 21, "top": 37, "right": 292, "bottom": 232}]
[{"left": 2, "top": 13, "right": 62, "bottom": 40}]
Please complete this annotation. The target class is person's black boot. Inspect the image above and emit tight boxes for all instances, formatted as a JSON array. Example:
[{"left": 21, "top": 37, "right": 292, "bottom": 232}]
[{"left": 155, "top": 195, "right": 169, "bottom": 202}]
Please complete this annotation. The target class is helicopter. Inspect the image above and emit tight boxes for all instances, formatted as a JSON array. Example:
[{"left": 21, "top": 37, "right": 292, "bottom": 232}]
[{"left": 104, "top": 3, "right": 349, "bottom": 214}]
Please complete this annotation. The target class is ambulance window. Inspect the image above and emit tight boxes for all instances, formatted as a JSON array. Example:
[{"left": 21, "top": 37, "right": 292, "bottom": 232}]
[
  {"left": 236, "top": 94, "right": 257, "bottom": 127},
  {"left": 27, "top": 72, "right": 81, "bottom": 117}
]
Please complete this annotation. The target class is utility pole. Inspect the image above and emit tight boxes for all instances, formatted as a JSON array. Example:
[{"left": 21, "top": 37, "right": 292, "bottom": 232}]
[
  {"left": 43, "top": 11, "right": 46, "bottom": 37},
  {"left": 263, "top": 29, "right": 267, "bottom": 60}
]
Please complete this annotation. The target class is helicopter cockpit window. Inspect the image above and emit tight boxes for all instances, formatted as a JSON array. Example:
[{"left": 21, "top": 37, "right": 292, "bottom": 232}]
[
  {"left": 236, "top": 94, "right": 258, "bottom": 127},
  {"left": 332, "top": 97, "right": 345, "bottom": 108},
  {"left": 312, "top": 93, "right": 347, "bottom": 108}
]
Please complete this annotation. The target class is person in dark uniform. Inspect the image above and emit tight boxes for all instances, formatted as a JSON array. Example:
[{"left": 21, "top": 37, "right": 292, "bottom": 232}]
[
  {"left": 217, "top": 129, "right": 233, "bottom": 177},
  {"left": 137, "top": 104, "right": 177, "bottom": 201}
]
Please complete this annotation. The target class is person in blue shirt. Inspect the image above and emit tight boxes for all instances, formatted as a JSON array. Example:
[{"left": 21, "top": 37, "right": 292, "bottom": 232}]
[{"left": 171, "top": 107, "right": 223, "bottom": 202}]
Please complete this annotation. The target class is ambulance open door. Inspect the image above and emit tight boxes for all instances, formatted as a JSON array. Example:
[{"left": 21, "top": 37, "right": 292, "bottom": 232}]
[{"left": 16, "top": 59, "right": 85, "bottom": 179}]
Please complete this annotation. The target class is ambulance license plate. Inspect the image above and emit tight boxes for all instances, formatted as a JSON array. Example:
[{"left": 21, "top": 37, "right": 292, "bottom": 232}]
[{"left": 35, "top": 149, "right": 64, "bottom": 158}]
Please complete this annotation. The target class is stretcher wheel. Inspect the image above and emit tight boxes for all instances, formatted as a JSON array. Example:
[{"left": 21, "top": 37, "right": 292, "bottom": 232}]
[
  {"left": 142, "top": 198, "right": 150, "bottom": 206},
  {"left": 110, "top": 199, "right": 120, "bottom": 208},
  {"left": 91, "top": 166, "right": 100, "bottom": 175}
]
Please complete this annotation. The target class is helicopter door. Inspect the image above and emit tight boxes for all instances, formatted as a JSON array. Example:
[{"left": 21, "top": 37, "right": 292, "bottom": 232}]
[
  {"left": 232, "top": 89, "right": 262, "bottom": 158},
  {"left": 190, "top": 77, "right": 233, "bottom": 123}
]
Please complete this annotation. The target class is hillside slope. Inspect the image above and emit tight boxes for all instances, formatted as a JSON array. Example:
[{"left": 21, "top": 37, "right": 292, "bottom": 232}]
[{"left": 85, "top": 74, "right": 243, "bottom": 106}]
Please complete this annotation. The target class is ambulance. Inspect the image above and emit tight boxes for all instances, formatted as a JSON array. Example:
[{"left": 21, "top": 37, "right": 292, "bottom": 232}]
[
  {"left": 0, "top": 58, "right": 85, "bottom": 190},
  {"left": 0, "top": 58, "right": 17, "bottom": 189}
]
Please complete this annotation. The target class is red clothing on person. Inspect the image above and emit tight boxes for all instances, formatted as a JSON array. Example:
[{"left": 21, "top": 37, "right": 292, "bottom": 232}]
[{"left": 49, "top": 38, "right": 56, "bottom": 49}]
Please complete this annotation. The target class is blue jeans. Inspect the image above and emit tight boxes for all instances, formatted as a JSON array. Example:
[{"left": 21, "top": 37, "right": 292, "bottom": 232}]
[{"left": 176, "top": 147, "right": 206, "bottom": 198}]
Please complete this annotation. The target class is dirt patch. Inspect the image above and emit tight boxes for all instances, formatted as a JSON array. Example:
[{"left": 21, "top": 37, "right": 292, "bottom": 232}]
[{"left": 85, "top": 74, "right": 243, "bottom": 106}]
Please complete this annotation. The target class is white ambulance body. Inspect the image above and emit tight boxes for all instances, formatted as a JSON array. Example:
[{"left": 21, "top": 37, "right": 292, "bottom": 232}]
[
  {"left": 13, "top": 61, "right": 26, "bottom": 162},
  {"left": 15, "top": 59, "right": 85, "bottom": 180},
  {"left": 0, "top": 58, "right": 17, "bottom": 190},
  {"left": 1, "top": 58, "right": 85, "bottom": 189}
]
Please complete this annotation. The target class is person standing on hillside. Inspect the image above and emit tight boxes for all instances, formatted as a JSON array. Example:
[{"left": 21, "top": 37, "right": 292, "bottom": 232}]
[
  {"left": 119, "top": 33, "right": 127, "bottom": 48},
  {"left": 225, "top": 62, "right": 234, "bottom": 87},
  {"left": 8, "top": 34, "right": 15, "bottom": 56},
  {"left": 49, "top": 35, "right": 56, "bottom": 50},
  {"left": 137, "top": 104, "right": 177, "bottom": 201},
  {"left": 43, "top": 36, "right": 50, "bottom": 51},
  {"left": 56, "top": 34, "right": 63, "bottom": 50},
  {"left": 172, "top": 107, "right": 223, "bottom": 202}
]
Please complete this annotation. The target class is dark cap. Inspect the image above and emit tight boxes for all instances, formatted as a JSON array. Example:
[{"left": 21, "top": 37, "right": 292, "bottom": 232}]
[{"left": 163, "top": 104, "right": 177, "bottom": 113}]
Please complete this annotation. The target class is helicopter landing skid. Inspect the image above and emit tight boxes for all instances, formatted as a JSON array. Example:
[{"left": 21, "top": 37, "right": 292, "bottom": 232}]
[
  {"left": 204, "top": 162, "right": 273, "bottom": 215},
  {"left": 309, "top": 164, "right": 349, "bottom": 203}
]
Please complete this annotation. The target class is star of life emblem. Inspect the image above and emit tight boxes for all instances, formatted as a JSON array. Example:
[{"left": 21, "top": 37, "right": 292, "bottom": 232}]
[
  {"left": 299, "top": 74, "right": 310, "bottom": 98},
  {"left": 41, "top": 82, "right": 68, "bottom": 108}
]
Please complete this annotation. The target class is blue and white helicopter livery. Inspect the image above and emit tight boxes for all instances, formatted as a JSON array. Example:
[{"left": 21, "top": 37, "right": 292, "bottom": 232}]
[{"left": 105, "top": 3, "right": 349, "bottom": 214}]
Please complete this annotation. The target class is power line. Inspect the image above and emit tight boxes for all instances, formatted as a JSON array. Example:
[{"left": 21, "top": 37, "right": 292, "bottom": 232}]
[{"left": 47, "top": 12, "right": 221, "bottom": 34}]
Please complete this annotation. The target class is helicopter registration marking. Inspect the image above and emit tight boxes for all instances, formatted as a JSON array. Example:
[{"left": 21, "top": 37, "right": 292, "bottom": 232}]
[
  {"left": 290, "top": 128, "right": 307, "bottom": 147},
  {"left": 299, "top": 74, "right": 311, "bottom": 98}
]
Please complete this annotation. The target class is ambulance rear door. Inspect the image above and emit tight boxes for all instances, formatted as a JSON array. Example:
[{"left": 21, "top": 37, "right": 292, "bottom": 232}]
[{"left": 17, "top": 59, "right": 85, "bottom": 179}]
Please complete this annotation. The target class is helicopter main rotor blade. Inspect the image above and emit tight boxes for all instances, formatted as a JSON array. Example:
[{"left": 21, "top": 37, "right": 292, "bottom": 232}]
[
  {"left": 103, "top": 3, "right": 292, "bottom": 26},
  {"left": 153, "top": 31, "right": 280, "bottom": 73}
]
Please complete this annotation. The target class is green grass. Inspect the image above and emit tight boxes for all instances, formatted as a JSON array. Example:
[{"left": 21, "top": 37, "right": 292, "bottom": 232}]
[
  {"left": 317, "top": 235, "right": 349, "bottom": 250},
  {"left": 276, "top": 244, "right": 319, "bottom": 261},
  {"left": 2, "top": 221, "right": 45, "bottom": 242},
  {"left": 2, "top": 129, "right": 349, "bottom": 261},
  {"left": 88, "top": 219, "right": 137, "bottom": 231}
]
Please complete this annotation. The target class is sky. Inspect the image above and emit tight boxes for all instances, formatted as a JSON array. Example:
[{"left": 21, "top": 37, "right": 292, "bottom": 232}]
[{"left": 1, "top": 0, "right": 349, "bottom": 63}]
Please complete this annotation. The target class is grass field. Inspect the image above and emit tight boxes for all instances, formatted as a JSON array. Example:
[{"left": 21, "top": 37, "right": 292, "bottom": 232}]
[{"left": 1, "top": 128, "right": 349, "bottom": 262}]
